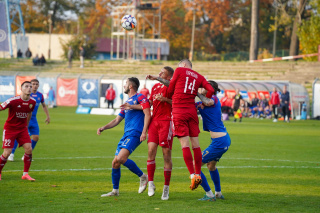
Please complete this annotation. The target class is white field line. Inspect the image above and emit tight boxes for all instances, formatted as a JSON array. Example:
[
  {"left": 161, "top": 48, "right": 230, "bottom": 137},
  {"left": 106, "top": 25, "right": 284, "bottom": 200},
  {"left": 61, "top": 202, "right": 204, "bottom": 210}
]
[
  {"left": 4, "top": 165, "right": 320, "bottom": 173},
  {"left": 32, "top": 156, "right": 320, "bottom": 164}
]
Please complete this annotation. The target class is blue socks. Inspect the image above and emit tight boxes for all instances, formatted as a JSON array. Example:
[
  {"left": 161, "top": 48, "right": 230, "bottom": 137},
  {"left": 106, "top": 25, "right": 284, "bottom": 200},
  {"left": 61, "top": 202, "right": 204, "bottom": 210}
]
[
  {"left": 123, "top": 159, "right": 143, "bottom": 177},
  {"left": 11, "top": 140, "right": 19, "bottom": 154},
  {"left": 210, "top": 169, "right": 221, "bottom": 192},
  {"left": 200, "top": 171, "right": 211, "bottom": 192},
  {"left": 31, "top": 140, "right": 37, "bottom": 150},
  {"left": 112, "top": 168, "right": 121, "bottom": 189}
]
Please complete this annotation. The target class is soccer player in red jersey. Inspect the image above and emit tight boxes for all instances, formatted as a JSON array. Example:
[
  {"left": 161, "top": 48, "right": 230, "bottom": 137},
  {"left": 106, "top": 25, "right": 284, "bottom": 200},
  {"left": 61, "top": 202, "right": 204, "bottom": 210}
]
[
  {"left": 145, "top": 66, "right": 174, "bottom": 200},
  {"left": 0, "top": 81, "right": 36, "bottom": 181},
  {"left": 147, "top": 59, "right": 215, "bottom": 190}
]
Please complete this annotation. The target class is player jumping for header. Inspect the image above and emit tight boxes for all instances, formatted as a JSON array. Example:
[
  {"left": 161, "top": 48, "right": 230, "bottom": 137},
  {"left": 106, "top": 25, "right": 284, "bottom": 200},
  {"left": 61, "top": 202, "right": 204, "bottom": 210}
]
[
  {"left": 196, "top": 81, "right": 231, "bottom": 201},
  {"left": 97, "top": 77, "right": 151, "bottom": 197},
  {"left": 0, "top": 81, "right": 36, "bottom": 181},
  {"left": 147, "top": 59, "right": 215, "bottom": 190}
]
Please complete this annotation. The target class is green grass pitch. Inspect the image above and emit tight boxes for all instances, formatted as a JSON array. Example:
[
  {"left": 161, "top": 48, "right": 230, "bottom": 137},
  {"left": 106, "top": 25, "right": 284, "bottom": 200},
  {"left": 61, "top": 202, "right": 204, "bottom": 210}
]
[{"left": 0, "top": 107, "right": 319, "bottom": 212}]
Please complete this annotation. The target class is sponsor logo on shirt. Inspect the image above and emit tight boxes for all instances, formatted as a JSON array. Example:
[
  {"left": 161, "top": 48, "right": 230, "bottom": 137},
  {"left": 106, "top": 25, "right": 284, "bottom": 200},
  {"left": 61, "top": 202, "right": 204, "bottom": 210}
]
[
  {"left": 16, "top": 112, "right": 28, "bottom": 118},
  {"left": 23, "top": 102, "right": 28, "bottom": 105}
]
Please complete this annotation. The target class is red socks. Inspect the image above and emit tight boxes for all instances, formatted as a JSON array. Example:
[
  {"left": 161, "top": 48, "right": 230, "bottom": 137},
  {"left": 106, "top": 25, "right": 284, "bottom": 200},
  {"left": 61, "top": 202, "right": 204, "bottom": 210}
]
[
  {"left": 164, "top": 168, "right": 172, "bottom": 186},
  {"left": 23, "top": 153, "right": 32, "bottom": 173},
  {"left": 193, "top": 147, "right": 202, "bottom": 175},
  {"left": 0, "top": 155, "right": 8, "bottom": 174},
  {"left": 147, "top": 160, "right": 156, "bottom": 181},
  {"left": 182, "top": 146, "right": 195, "bottom": 174}
]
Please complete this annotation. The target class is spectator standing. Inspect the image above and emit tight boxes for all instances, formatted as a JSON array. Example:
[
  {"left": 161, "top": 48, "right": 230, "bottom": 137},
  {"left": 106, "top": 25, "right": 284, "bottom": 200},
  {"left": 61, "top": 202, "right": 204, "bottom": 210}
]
[
  {"left": 80, "top": 46, "right": 85, "bottom": 68},
  {"left": 232, "top": 89, "right": 243, "bottom": 122},
  {"left": 140, "top": 84, "right": 150, "bottom": 99},
  {"left": 68, "top": 46, "right": 73, "bottom": 68},
  {"left": 105, "top": 84, "right": 116, "bottom": 109},
  {"left": 17, "top": 49, "right": 23, "bottom": 58},
  {"left": 25, "top": 48, "right": 32, "bottom": 58},
  {"left": 280, "top": 85, "right": 290, "bottom": 123},
  {"left": 48, "top": 86, "right": 55, "bottom": 108},
  {"left": 270, "top": 87, "right": 280, "bottom": 122}
]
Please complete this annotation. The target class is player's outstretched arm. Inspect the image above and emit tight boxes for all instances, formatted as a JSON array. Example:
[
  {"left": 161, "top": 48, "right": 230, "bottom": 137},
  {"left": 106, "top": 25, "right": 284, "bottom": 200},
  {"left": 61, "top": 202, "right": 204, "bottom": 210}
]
[
  {"left": 97, "top": 115, "right": 124, "bottom": 135},
  {"left": 140, "top": 108, "right": 151, "bottom": 142},
  {"left": 197, "top": 92, "right": 214, "bottom": 106},
  {"left": 41, "top": 102, "right": 50, "bottom": 124},
  {"left": 146, "top": 75, "right": 170, "bottom": 87},
  {"left": 120, "top": 103, "right": 142, "bottom": 110}
]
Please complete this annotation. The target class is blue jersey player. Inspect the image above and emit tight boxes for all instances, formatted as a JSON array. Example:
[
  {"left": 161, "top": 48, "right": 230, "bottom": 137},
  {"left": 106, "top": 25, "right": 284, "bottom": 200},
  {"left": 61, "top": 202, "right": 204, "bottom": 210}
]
[
  {"left": 8, "top": 79, "right": 50, "bottom": 161},
  {"left": 196, "top": 80, "right": 231, "bottom": 201},
  {"left": 97, "top": 77, "right": 151, "bottom": 197}
]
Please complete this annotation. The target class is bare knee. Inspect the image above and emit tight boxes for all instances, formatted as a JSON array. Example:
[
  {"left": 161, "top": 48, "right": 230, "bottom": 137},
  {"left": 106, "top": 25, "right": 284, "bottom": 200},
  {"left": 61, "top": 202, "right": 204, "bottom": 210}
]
[
  {"left": 116, "top": 156, "right": 127, "bottom": 165},
  {"left": 112, "top": 158, "right": 121, "bottom": 168},
  {"left": 2, "top": 149, "right": 13, "bottom": 158},
  {"left": 206, "top": 161, "right": 217, "bottom": 171},
  {"left": 32, "top": 135, "right": 39, "bottom": 141},
  {"left": 24, "top": 146, "right": 32, "bottom": 154}
]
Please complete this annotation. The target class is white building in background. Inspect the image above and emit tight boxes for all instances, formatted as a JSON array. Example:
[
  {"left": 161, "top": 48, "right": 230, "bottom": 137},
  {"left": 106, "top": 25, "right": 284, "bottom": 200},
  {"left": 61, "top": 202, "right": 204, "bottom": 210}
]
[{"left": 1, "top": 33, "right": 72, "bottom": 60}]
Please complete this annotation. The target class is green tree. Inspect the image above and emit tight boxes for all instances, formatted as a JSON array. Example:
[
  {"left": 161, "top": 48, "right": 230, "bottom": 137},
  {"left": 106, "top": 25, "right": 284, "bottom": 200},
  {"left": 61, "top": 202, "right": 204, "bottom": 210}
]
[
  {"left": 60, "top": 35, "right": 96, "bottom": 60},
  {"left": 298, "top": 0, "right": 320, "bottom": 61}
]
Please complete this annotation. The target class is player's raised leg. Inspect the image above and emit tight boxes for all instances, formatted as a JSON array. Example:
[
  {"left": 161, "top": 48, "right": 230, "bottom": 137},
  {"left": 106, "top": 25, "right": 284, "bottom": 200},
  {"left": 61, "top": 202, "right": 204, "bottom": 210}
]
[
  {"left": 147, "top": 142, "right": 157, "bottom": 197},
  {"left": 21, "top": 142, "right": 35, "bottom": 181},
  {"left": 190, "top": 136, "right": 202, "bottom": 189}
]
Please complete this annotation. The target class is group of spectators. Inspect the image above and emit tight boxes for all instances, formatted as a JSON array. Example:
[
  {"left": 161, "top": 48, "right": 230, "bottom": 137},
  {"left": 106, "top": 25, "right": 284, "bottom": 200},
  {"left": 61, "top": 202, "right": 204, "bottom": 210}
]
[
  {"left": 17, "top": 48, "right": 46, "bottom": 66},
  {"left": 220, "top": 85, "right": 291, "bottom": 122}
]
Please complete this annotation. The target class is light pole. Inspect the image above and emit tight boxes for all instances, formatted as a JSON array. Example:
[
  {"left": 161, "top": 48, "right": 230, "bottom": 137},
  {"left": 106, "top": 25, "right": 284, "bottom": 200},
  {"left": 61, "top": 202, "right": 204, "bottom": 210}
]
[
  {"left": 48, "top": 10, "right": 53, "bottom": 60},
  {"left": 272, "top": 1, "right": 278, "bottom": 57},
  {"left": 189, "top": 9, "right": 196, "bottom": 61}
]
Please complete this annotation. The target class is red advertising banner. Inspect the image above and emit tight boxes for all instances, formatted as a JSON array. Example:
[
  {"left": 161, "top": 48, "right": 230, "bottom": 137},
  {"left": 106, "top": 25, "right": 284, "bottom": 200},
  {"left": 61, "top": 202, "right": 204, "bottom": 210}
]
[
  {"left": 57, "top": 78, "right": 78, "bottom": 106},
  {"left": 225, "top": 90, "right": 236, "bottom": 98},
  {"left": 16, "top": 76, "right": 36, "bottom": 95},
  {"left": 257, "top": 91, "right": 270, "bottom": 99}
]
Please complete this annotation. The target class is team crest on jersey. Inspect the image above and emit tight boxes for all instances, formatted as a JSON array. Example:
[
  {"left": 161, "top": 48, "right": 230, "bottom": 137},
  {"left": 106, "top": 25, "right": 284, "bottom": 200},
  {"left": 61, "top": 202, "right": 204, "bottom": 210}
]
[{"left": 29, "top": 104, "right": 33, "bottom": 109}]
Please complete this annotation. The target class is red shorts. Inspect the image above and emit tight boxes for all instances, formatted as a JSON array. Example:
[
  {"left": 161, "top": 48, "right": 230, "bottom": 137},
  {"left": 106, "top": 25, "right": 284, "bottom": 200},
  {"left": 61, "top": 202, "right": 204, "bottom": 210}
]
[
  {"left": 147, "top": 120, "right": 173, "bottom": 149},
  {"left": 2, "top": 128, "right": 31, "bottom": 149},
  {"left": 172, "top": 108, "right": 200, "bottom": 138}
]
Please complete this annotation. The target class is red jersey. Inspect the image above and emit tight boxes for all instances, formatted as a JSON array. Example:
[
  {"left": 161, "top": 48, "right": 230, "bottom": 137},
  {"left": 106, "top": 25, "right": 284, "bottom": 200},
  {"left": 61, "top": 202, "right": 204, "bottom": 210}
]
[
  {"left": 167, "top": 67, "right": 214, "bottom": 110},
  {"left": 150, "top": 83, "right": 172, "bottom": 121},
  {"left": 140, "top": 88, "right": 150, "bottom": 98},
  {"left": 270, "top": 92, "right": 280, "bottom": 105},
  {"left": 0, "top": 96, "right": 36, "bottom": 130}
]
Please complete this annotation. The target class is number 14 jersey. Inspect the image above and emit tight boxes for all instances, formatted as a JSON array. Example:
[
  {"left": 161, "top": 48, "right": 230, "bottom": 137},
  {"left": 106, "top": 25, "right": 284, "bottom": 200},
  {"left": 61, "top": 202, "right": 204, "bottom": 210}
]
[{"left": 167, "top": 67, "right": 214, "bottom": 110}]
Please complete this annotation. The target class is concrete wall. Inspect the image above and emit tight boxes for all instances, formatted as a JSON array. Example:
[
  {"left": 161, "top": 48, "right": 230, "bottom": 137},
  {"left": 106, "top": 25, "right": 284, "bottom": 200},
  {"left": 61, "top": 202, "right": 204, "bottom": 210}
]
[{"left": 2, "top": 33, "right": 73, "bottom": 60}]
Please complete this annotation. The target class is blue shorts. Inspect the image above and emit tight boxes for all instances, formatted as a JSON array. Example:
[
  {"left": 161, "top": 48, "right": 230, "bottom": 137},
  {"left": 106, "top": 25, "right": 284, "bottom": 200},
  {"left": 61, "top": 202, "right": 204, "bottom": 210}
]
[
  {"left": 115, "top": 131, "right": 142, "bottom": 155},
  {"left": 28, "top": 121, "right": 40, "bottom": 136},
  {"left": 202, "top": 134, "right": 231, "bottom": 163}
]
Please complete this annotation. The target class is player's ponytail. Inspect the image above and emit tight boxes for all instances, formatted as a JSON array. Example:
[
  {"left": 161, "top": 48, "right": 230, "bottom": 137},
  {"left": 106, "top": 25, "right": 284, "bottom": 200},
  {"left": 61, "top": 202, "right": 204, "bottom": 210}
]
[{"left": 208, "top": 80, "right": 220, "bottom": 95}]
